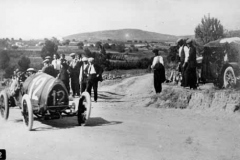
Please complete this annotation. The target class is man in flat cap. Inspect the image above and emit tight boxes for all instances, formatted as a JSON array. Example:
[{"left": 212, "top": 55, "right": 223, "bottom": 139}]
[
  {"left": 185, "top": 39, "right": 197, "bottom": 89},
  {"left": 79, "top": 57, "right": 89, "bottom": 94},
  {"left": 86, "top": 57, "right": 103, "bottom": 102},
  {"left": 68, "top": 53, "right": 81, "bottom": 97},
  {"left": 42, "top": 59, "right": 55, "bottom": 77},
  {"left": 151, "top": 49, "right": 165, "bottom": 94}
]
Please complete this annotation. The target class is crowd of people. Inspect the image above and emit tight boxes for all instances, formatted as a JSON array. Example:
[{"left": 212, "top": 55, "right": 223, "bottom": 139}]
[
  {"left": 151, "top": 38, "right": 198, "bottom": 94},
  {"left": 11, "top": 52, "right": 103, "bottom": 103}
]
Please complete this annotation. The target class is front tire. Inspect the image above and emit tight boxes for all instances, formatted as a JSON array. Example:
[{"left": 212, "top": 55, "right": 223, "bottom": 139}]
[
  {"left": 77, "top": 92, "right": 91, "bottom": 126},
  {"left": 21, "top": 94, "right": 33, "bottom": 131},
  {"left": 0, "top": 90, "right": 9, "bottom": 120},
  {"left": 223, "top": 66, "right": 236, "bottom": 88}
]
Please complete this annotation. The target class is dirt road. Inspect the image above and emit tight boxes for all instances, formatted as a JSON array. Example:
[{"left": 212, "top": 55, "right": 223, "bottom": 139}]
[{"left": 1, "top": 74, "right": 240, "bottom": 160}]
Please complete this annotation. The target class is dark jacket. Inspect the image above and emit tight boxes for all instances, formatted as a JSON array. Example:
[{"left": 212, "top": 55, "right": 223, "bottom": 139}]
[
  {"left": 188, "top": 46, "right": 197, "bottom": 68},
  {"left": 69, "top": 59, "right": 82, "bottom": 76},
  {"left": 42, "top": 65, "right": 55, "bottom": 77}
]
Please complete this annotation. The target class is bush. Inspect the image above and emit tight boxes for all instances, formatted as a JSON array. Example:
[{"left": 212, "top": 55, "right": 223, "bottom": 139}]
[
  {"left": 40, "top": 39, "right": 58, "bottom": 59},
  {"left": 0, "top": 50, "right": 10, "bottom": 69},
  {"left": 4, "top": 66, "right": 15, "bottom": 78},
  {"left": 18, "top": 55, "right": 31, "bottom": 71}
]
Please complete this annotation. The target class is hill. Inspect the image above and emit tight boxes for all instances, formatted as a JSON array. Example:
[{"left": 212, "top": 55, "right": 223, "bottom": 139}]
[{"left": 64, "top": 29, "right": 178, "bottom": 42}]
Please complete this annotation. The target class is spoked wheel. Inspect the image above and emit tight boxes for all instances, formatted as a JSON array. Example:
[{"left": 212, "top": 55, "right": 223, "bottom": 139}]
[
  {"left": 223, "top": 66, "right": 236, "bottom": 88},
  {"left": 77, "top": 92, "right": 91, "bottom": 126},
  {"left": 21, "top": 94, "right": 33, "bottom": 131},
  {"left": 0, "top": 90, "right": 9, "bottom": 120}
]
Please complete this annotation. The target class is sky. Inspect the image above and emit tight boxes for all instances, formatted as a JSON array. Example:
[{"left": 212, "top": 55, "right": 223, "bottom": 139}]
[{"left": 0, "top": 0, "right": 240, "bottom": 39}]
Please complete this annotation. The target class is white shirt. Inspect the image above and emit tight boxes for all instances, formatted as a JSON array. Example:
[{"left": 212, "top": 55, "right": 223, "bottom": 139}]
[
  {"left": 51, "top": 59, "right": 61, "bottom": 70},
  {"left": 79, "top": 63, "right": 89, "bottom": 82},
  {"left": 179, "top": 46, "right": 189, "bottom": 63},
  {"left": 151, "top": 56, "right": 164, "bottom": 69},
  {"left": 88, "top": 64, "right": 96, "bottom": 74}
]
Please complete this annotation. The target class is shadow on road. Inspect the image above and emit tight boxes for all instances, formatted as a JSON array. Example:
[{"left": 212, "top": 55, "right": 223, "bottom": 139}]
[
  {"left": 86, "top": 117, "right": 122, "bottom": 127},
  {"left": 12, "top": 116, "right": 122, "bottom": 131}
]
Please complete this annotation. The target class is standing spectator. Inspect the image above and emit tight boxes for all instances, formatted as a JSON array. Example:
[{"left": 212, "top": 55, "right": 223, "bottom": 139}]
[
  {"left": 86, "top": 57, "right": 103, "bottom": 102},
  {"left": 60, "top": 53, "right": 68, "bottom": 66},
  {"left": 177, "top": 38, "right": 189, "bottom": 87},
  {"left": 51, "top": 53, "right": 61, "bottom": 76},
  {"left": 58, "top": 62, "right": 70, "bottom": 94},
  {"left": 79, "top": 57, "right": 89, "bottom": 94},
  {"left": 151, "top": 49, "right": 165, "bottom": 94},
  {"left": 186, "top": 39, "right": 197, "bottom": 89},
  {"left": 69, "top": 53, "right": 81, "bottom": 97},
  {"left": 42, "top": 59, "right": 55, "bottom": 77}
]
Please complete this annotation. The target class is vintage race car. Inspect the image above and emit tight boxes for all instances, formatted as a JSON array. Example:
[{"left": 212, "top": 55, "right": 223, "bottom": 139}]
[
  {"left": 200, "top": 37, "right": 240, "bottom": 88},
  {"left": 0, "top": 72, "right": 91, "bottom": 131}
]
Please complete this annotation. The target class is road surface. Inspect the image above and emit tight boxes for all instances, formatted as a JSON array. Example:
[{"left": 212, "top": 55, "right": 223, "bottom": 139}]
[{"left": 1, "top": 74, "right": 240, "bottom": 160}]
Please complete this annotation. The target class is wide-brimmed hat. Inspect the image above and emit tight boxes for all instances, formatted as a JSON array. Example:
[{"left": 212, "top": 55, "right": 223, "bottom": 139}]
[
  {"left": 82, "top": 57, "right": 88, "bottom": 62},
  {"left": 27, "top": 68, "right": 35, "bottom": 72},
  {"left": 186, "top": 38, "right": 193, "bottom": 44},
  {"left": 70, "top": 53, "right": 76, "bottom": 57},
  {"left": 43, "top": 59, "right": 50, "bottom": 64},
  {"left": 88, "top": 57, "right": 94, "bottom": 62}
]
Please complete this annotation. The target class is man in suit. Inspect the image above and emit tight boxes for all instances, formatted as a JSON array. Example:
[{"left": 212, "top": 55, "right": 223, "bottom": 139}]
[
  {"left": 69, "top": 53, "right": 81, "bottom": 97},
  {"left": 186, "top": 39, "right": 197, "bottom": 89},
  {"left": 79, "top": 57, "right": 89, "bottom": 94},
  {"left": 86, "top": 57, "right": 103, "bottom": 102}
]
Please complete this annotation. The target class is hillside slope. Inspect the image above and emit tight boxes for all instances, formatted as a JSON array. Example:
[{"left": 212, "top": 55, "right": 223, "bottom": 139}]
[{"left": 64, "top": 29, "right": 178, "bottom": 42}]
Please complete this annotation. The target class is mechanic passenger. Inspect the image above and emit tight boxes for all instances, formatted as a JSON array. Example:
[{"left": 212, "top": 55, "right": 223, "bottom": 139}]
[
  {"left": 42, "top": 59, "right": 55, "bottom": 77},
  {"left": 26, "top": 68, "right": 36, "bottom": 77}
]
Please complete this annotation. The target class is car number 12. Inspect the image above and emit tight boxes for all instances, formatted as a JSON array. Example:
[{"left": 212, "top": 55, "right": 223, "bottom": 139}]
[{"left": 29, "top": 76, "right": 47, "bottom": 100}]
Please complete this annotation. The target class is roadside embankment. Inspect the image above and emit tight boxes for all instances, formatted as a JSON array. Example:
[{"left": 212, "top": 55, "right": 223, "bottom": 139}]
[{"left": 147, "top": 85, "right": 240, "bottom": 114}]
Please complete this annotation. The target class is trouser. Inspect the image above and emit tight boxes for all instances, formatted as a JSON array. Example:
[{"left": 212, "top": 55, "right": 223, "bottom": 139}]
[
  {"left": 153, "top": 70, "right": 162, "bottom": 93},
  {"left": 62, "top": 80, "right": 70, "bottom": 94},
  {"left": 180, "top": 62, "right": 188, "bottom": 87},
  {"left": 80, "top": 82, "right": 87, "bottom": 93},
  {"left": 186, "top": 67, "right": 197, "bottom": 89},
  {"left": 70, "top": 74, "right": 80, "bottom": 95},
  {"left": 87, "top": 75, "right": 98, "bottom": 101}
]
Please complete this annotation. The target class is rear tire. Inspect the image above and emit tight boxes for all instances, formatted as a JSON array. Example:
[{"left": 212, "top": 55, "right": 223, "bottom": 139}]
[
  {"left": 0, "top": 90, "right": 9, "bottom": 120},
  {"left": 223, "top": 66, "right": 236, "bottom": 88},
  {"left": 21, "top": 94, "right": 33, "bottom": 131},
  {"left": 77, "top": 92, "right": 91, "bottom": 126}
]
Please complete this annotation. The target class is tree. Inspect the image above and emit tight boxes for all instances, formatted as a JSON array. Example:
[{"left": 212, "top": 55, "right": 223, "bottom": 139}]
[
  {"left": 18, "top": 55, "right": 31, "bottom": 71},
  {"left": 4, "top": 66, "right": 15, "bottom": 78},
  {"left": 195, "top": 15, "right": 224, "bottom": 44},
  {"left": 40, "top": 39, "right": 58, "bottom": 59},
  {"left": 95, "top": 41, "right": 102, "bottom": 49},
  {"left": 0, "top": 50, "right": 10, "bottom": 69},
  {"left": 77, "top": 42, "right": 84, "bottom": 49},
  {"left": 62, "top": 39, "right": 70, "bottom": 46}
]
